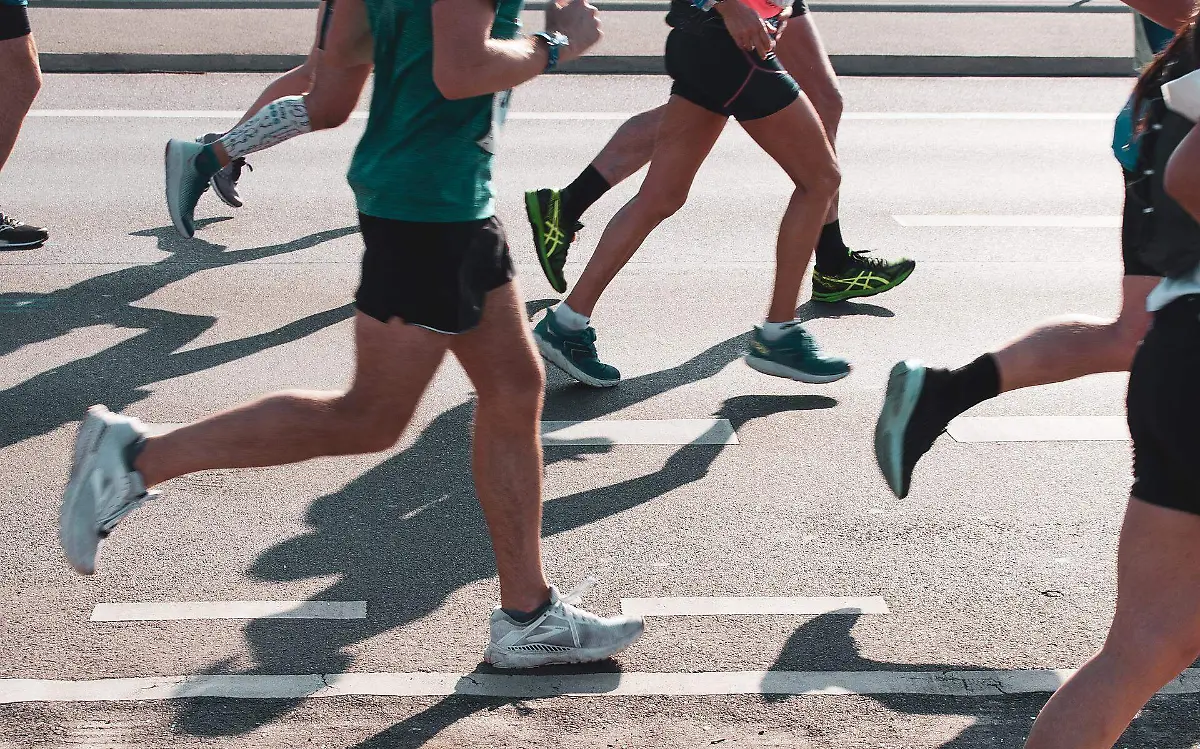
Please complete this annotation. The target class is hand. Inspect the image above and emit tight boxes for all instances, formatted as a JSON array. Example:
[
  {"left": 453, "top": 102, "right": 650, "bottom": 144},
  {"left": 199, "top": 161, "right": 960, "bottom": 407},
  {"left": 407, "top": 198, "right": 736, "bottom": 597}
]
[
  {"left": 716, "top": 0, "right": 773, "bottom": 59},
  {"left": 546, "top": 0, "right": 603, "bottom": 62}
]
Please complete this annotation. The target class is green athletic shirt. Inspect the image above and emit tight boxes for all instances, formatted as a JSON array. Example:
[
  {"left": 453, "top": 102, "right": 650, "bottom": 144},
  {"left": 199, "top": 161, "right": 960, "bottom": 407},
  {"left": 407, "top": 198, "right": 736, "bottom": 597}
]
[{"left": 348, "top": 0, "right": 524, "bottom": 222}]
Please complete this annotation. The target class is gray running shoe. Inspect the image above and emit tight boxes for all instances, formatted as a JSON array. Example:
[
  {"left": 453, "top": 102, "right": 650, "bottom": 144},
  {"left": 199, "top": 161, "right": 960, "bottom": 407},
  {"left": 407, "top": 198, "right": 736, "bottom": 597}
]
[
  {"left": 484, "top": 581, "right": 645, "bottom": 669},
  {"left": 198, "top": 133, "right": 250, "bottom": 209},
  {"left": 60, "top": 405, "right": 156, "bottom": 575}
]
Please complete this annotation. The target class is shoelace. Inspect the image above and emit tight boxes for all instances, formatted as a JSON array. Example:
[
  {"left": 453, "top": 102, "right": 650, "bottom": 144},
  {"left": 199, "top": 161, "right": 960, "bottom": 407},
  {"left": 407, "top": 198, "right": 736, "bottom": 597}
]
[
  {"left": 97, "top": 490, "right": 154, "bottom": 534},
  {"left": 229, "top": 158, "right": 252, "bottom": 182},
  {"left": 848, "top": 249, "right": 891, "bottom": 270},
  {"left": 0, "top": 213, "right": 19, "bottom": 229}
]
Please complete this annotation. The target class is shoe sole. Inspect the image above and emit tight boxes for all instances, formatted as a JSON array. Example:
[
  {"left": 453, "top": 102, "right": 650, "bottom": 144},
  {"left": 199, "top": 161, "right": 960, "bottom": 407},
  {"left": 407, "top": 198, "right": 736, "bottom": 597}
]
[
  {"left": 525, "top": 191, "right": 568, "bottom": 295},
  {"left": 875, "top": 360, "right": 926, "bottom": 499},
  {"left": 535, "top": 331, "right": 620, "bottom": 389},
  {"left": 743, "top": 354, "right": 851, "bottom": 384},
  {"left": 812, "top": 265, "right": 916, "bottom": 304},
  {"left": 0, "top": 237, "right": 49, "bottom": 249},
  {"left": 164, "top": 140, "right": 194, "bottom": 239},
  {"left": 483, "top": 628, "right": 645, "bottom": 669},
  {"left": 60, "top": 406, "right": 110, "bottom": 575}
]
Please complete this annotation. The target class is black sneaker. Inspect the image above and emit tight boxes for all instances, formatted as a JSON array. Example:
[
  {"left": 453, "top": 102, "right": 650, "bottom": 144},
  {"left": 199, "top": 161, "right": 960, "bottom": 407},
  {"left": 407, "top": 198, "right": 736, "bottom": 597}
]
[
  {"left": 874, "top": 360, "right": 951, "bottom": 499},
  {"left": 525, "top": 188, "right": 582, "bottom": 294},
  {"left": 812, "top": 250, "right": 915, "bottom": 303},
  {"left": 0, "top": 212, "right": 49, "bottom": 249}
]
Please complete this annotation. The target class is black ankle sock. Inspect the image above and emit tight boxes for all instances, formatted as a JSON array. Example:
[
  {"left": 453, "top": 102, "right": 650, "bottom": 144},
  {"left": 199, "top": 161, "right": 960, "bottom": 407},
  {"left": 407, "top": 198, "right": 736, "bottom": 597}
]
[
  {"left": 814, "top": 220, "right": 850, "bottom": 273},
  {"left": 502, "top": 597, "right": 553, "bottom": 624},
  {"left": 932, "top": 354, "right": 1001, "bottom": 424},
  {"left": 560, "top": 165, "right": 611, "bottom": 225}
]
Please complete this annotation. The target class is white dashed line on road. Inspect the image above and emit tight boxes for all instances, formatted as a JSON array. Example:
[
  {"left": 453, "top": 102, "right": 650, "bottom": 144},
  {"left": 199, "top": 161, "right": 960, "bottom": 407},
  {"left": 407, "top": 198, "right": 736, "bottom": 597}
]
[
  {"left": 948, "top": 416, "right": 1129, "bottom": 443},
  {"left": 620, "top": 597, "right": 890, "bottom": 617},
  {"left": 541, "top": 419, "right": 737, "bottom": 446},
  {"left": 894, "top": 215, "right": 1121, "bottom": 227},
  {"left": 90, "top": 600, "right": 367, "bottom": 622},
  {"left": 6, "top": 668, "right": 1200, "bottom": 703}
]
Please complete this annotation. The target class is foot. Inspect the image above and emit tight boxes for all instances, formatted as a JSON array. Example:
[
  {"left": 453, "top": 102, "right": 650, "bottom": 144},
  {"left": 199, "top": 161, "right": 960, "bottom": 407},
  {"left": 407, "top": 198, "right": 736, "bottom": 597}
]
[
  {"left": 745, "top": 323, "right": 851, "bottom": 383},
  {"left": 525, "top": 188, "right": 582, "bottom": 294},
  {"left": 0, "top": 212, "right": 49, "bottom": 249},
  {"left": 60, "top": 405, "right": 156, "bottom": 575},
  {"left": 875, "top": 360, "right": 949, "bottom": 499},
  {"left": 164, "top": 139, "right": 215, "bottom": 238},
  {"left": 484, "top": 583, "right": 645, "bottom": 669},
  {"left": 812, "top": 250, "right": 916, "bottom": 303},
  {"left": 198, "top": 133, "right": 251, "bottom": 209},
  {"left": 533, "top": 312, "right": 620, "bottom": 387}
]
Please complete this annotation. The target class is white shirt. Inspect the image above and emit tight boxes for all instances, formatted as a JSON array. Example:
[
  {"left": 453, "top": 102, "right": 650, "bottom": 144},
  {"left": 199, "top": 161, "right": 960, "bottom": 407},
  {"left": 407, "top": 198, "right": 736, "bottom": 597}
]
[{"left": 1148, "top": 265, "right": 1200, "bottom": 311}]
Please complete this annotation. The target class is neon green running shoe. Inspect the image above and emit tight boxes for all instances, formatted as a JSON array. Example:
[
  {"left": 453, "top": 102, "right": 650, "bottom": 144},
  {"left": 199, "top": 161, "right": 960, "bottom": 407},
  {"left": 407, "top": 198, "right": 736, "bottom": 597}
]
[
  {"left": 812, "top": 250, "right": 916, "bottom": 303},
  {"left": 525, "top": 188, "right": 581, "bottom": 294}
]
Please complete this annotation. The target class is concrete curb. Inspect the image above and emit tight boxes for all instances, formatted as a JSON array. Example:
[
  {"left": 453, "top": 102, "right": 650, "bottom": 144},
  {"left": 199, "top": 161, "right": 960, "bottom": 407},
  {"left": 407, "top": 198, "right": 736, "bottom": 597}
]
[{"left": 39, "top": 52, "right": 1136, "bottom": 76}]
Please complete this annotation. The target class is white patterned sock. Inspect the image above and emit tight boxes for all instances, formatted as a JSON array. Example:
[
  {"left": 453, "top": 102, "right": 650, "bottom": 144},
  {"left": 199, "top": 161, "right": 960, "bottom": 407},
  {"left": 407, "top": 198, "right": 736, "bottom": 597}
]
[{"left": 219, "top": 96, "right": 312, "bottom": 160}]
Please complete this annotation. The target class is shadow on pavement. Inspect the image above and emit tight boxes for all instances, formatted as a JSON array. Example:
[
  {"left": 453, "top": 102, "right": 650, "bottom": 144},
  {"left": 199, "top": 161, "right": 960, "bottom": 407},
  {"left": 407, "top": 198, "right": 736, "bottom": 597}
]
[
  {"left": 171, "top": 327, "right": 837, "bottom": 739},
  {"left": 796, "top": 299, "right": 894, "bottom": 323},
  {"left": 0, "top": 223, "right": 358, "bottom": 449},
  {"left": 767, "top": 613, "right": 1200, "bottom": 748}
]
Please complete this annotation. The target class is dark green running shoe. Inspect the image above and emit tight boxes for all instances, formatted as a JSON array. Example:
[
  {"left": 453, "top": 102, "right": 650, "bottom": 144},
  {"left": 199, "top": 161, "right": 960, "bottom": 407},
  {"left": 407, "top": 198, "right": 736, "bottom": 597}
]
[
  {"left": 533, "top": 312, "right": 620, "bottom": 388},
  {"left": 812, "top": 250, "right": 916, "bottom": 303},
  {"left": 745, "top": 323, "right": 851, "bottom": 383},
  {"left": 525, "top": 188, "right": 582, "bottom": 294}
]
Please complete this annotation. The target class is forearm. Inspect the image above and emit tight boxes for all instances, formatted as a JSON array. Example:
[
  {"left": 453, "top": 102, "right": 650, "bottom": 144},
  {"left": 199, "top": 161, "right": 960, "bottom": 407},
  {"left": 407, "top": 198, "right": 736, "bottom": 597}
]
[
  {"left": 1123, "top": 0, "right": 1192, "bottom": 31},
  {"left": 435, "top": 37, "right": 549, "bottom": 100}
]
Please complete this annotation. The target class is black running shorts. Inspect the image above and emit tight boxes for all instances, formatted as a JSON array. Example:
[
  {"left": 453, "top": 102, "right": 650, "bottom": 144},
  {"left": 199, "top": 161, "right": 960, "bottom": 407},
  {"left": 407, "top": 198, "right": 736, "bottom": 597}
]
[
  {"left": 664, "top": 16, "right": 800, "bottom": 122},
  {"left": 1127, "top": 293, "right": 1200, "bottom": 516},
  {"left": 0, "top": 3, "right": 31, "bottom": 41},
  {"left": 355, "top": 214, "right": 516, "bottom": 334},
  {"left": 317, "top": 0, "right": 336, "bottom": 50}
]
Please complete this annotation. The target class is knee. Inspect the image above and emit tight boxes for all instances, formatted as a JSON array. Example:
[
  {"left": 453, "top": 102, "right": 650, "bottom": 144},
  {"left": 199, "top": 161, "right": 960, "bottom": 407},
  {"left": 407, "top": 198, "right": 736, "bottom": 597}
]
[
  {"left": 1104, "top": 625, "right": 1200, "bottom": 681},
  {"left": 637, "top": 188, "right": 688, "bottom": 222},
  {"left": 309, "top": 100, "right": 353, "bottom": 131},
  {"left": 805, "top": 159, "right": 841, "bottom": 202},
  {"left": 476, "top": 356, "right": 546, "bottom": 411},
  {"left": 5, "top": 58, "right": 41, "bottom": 109},
  {"left": 1111, "top": 310, "right": 1152, "bottom": 354},
  {"left": 329, "top": 395, "right": 406, "bottom": 454},
  {"left": 812, "top": 85, "right": 845, "bottom": 131}
]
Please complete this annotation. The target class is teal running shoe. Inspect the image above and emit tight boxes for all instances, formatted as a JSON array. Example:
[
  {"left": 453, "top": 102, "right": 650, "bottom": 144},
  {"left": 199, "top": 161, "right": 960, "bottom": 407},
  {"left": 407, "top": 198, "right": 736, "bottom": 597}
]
[
  {"left": 745, "top": 323, "right": 851, "bottom": 383},
  {"left": 533, "top": 312, "right": 620, "bottom": 388},
  {"left": 164, "top": 139, "right": 216, "bottom": 238}
]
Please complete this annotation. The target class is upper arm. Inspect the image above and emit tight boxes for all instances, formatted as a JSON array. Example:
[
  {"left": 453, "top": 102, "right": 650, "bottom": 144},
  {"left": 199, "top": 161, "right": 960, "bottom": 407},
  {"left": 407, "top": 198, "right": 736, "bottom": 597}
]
[
  {"left": 1124, "top": 0, "right": 1192, "bottom": 30},
  {"left": 323, "top": 0, "right": 375, "bottom": 67},
  {"left": 1166, "top": 124, "right": 1200, "bottom": 215},
  {"left": 431, "top": 0, "right": 497, "bottom": 97}
]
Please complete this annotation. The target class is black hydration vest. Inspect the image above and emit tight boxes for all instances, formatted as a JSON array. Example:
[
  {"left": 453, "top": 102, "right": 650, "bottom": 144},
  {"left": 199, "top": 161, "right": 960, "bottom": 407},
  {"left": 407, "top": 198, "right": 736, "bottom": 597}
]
[{"left": 1125, "top": 62, "right": 1200, "bottom": 278}]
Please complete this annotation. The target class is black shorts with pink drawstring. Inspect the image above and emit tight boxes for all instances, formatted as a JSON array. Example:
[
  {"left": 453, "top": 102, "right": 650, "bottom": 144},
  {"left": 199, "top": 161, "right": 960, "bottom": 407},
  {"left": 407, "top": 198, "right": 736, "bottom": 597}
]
[{"left": 664, "top": 3, "right": 800, "bottom": 122}]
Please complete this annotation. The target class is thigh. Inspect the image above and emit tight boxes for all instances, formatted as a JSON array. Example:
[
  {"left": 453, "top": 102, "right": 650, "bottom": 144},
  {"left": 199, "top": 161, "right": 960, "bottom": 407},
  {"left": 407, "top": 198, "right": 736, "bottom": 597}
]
[
  {"left": 639, "top": 95, "right": 728, "bottom": 202},
  {"left": 739, "top": 92, "right": 835, "bottom": 187},
  {"left": 344, "top": 310, "right": 450, "bottom": 414},
  {"left": 451, "top": 279, "right": 543, "bottom": 392},
  {"left": 775, "top": 13, "right": 839, "bottom": 111}
]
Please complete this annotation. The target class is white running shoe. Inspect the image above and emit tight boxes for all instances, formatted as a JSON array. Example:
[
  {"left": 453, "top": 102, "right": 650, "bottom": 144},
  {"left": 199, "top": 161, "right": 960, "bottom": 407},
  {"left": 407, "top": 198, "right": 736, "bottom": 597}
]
[
  {"left": 483, "top": 580, "right": 645, "bottom": 669},
  {"left": 59, "top": 405, "right": 156, "bottom": 575}
]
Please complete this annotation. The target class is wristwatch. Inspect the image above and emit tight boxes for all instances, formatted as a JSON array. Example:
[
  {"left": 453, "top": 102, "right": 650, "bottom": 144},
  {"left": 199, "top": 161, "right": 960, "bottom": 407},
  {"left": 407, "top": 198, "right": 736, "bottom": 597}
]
[{"left": 533, "top": 31, "right": 569, "bottom": 72}]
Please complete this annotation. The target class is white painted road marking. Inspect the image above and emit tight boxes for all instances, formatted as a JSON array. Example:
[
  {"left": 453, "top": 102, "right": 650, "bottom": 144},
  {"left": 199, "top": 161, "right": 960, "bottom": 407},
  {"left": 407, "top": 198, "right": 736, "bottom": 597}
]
[
  {"left": 621, "top": 596, "right": 890, "bottom": 617},
  {"left": 6, "top": 668, "right": 1200, "bottom": 702},
  {"left": 27, "top": 110, "right": 1117, "bottom": 122},
  {"left": 895, "top": 215, "right": 1120, "bottom": 228},
  {"left": 948, "top": 416, "right": 1129, "bottom": 443},
  {"left": 541, "top": 419, "right": 737, "bottom": 446},
  {"left": 90, "top": 601, "right": 367, "bottom": 621}
]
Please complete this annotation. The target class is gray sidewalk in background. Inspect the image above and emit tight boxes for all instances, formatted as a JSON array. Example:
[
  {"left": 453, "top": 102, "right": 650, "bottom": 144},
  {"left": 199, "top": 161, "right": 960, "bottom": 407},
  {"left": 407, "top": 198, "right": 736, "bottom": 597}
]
[{"left": 29, "top": 3, "right": 1139, "bottom": 75}]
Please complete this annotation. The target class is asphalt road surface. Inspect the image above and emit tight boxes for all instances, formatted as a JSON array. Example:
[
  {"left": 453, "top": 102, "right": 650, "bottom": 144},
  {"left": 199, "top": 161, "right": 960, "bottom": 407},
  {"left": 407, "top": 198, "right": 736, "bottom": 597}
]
[{"left": 4, "top": 74, "right": 1199, "bottom": 748}]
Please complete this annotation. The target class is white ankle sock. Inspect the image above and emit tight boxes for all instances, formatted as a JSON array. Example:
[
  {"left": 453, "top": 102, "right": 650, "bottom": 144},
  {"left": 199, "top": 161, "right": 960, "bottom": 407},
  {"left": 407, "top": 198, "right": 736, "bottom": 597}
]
[
  {"left": 760, "top": 320, "right": 798, "bottom": 341},
  {"left": 553, "top": 302, "right": 590, "bottom": 331},
  {"left": 219, "top": 96, "right": 312, "bottom": 160}
]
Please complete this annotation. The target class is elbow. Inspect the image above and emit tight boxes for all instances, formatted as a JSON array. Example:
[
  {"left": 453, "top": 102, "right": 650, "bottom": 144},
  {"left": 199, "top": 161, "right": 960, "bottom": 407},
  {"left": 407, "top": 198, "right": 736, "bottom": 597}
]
[
  {"left": 433, "top": 66, "right": 475, "bottom": 101},
  {"left": 1165, "top": 157, "right": 1200, "bottom": 218}
]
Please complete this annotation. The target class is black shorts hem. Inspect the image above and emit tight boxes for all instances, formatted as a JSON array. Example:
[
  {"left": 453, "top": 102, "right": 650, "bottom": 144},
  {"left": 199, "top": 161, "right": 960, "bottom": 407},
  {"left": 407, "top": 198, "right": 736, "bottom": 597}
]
[
  {"left": 0, "top": 4, "right": 31, "bottom": 41},
  {"left": 354, "top": 213, "right": 515, "bottom": 335},
  {"left": 1127, "top": 294, "right": 1200, "bottom": 517}
]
